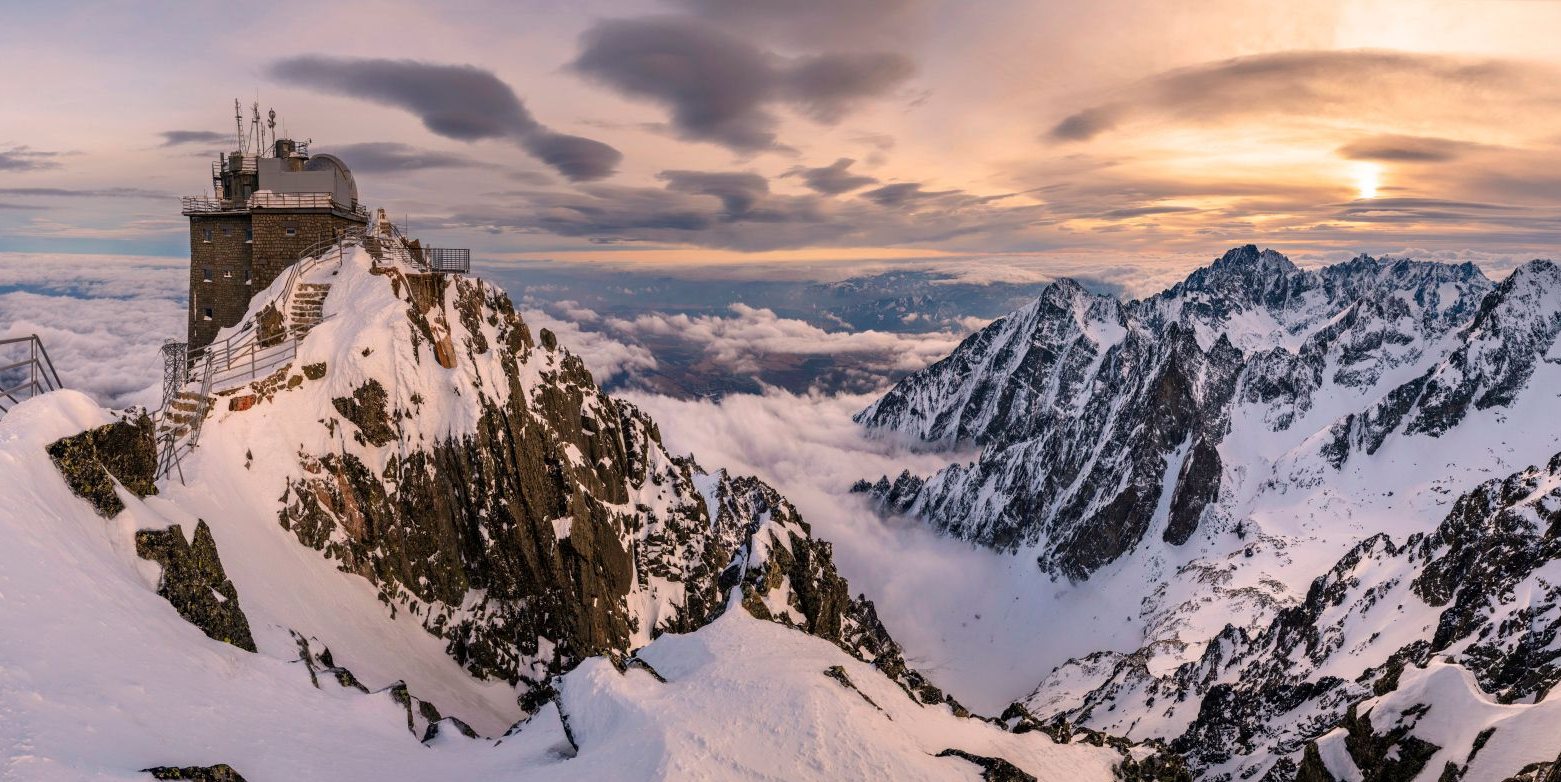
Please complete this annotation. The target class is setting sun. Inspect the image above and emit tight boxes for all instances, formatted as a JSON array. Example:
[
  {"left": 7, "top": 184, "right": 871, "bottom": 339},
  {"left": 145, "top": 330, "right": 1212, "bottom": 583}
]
[{"left": 1353, "top": 162, "right": 1382, "bottom": 199}]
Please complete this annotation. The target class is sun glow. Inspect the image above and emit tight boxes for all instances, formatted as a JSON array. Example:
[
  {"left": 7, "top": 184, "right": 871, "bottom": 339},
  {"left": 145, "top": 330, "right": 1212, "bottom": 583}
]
[{"left": 1353, "top": 162, "right": 1381, "bottom": 199}]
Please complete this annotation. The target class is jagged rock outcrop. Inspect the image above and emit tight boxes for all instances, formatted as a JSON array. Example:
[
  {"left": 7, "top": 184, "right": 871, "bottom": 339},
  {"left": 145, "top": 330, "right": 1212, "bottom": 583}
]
[
  {"left": 142, "top": 765, "right": 248, "bottom": 782},
  {"left": 135, "top": 520, "right": 256, "bottom": 652},
  {"left": 47, "top": 411, "right": 157, "bottom": 516}
]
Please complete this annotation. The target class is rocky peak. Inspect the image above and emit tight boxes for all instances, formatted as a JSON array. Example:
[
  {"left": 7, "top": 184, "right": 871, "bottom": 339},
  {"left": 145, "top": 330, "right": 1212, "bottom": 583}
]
[
  {"left": 1172, "top": 245, "right": 1301, "bottom": 306},
  {"left": 155, "top": 238, "right": 946, "bottom": 716}
]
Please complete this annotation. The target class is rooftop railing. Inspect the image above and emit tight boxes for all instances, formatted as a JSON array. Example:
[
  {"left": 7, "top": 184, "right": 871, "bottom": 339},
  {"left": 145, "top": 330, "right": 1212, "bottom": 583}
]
[{"left": 180, "top": 193, "right": 369, "bottom": 219}]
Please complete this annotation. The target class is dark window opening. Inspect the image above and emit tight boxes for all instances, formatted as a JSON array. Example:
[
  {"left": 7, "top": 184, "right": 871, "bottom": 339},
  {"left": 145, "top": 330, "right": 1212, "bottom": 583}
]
[
  {"left": 244, "top": 227, "right": 253, "bottom": 243},
  {"left": 202, "top": 268, "right": 212, "bottom": 282},
  {"left": 284, "top": 227, "right": 297, "bottom": 237},
  {"left": 202, "top": 307, "right": 214, "bottom": 321},
  {"left": 202, "top": 227, "right": 212, "bottom": 243}
]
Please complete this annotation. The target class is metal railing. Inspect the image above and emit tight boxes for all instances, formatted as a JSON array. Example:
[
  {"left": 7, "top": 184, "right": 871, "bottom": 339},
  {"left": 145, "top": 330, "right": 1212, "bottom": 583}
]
[
  {"left": 185, "top": 228, "right": 362, "bottom": 392},
  {"left": 421, "top": 247, "right": 470, "bottom": 274},
  {"left": 154, "top": 229, "right": 363, "bottom": 481},
  {"left": 155, "top": 352, "right": 214, "bottom": 483},
  {"left": 181, "top": 193, "right": 368, "bottom": 219},
  {"left": 0, "top": 335, "right": 64, "bottom": 414},
  {"left": 375, "top": 221, "right": 469, "bottom": 275}
]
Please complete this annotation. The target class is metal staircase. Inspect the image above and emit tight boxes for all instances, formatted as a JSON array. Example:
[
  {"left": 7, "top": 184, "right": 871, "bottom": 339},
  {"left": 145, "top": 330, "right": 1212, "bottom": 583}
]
[
  {"left": 154, "top": 229, "right": 362, "bottom": 482},
  {"left": 150, "top": 217, "right": 468, "bottom": 483}
]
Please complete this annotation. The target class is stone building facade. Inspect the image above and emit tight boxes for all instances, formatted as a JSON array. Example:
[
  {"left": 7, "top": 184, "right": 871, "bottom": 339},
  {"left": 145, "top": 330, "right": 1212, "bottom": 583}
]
[{"left": 183, "top": 140, "right": 368, "bottom": 350}]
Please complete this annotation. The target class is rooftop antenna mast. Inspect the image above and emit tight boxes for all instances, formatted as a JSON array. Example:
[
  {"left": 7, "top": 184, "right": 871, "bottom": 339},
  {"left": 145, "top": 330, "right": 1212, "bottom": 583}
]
[
  {"left": 267, "top": 108, "right": 277, "bottom": 153},
  {"left": 233, "top": 99, "right": 244, "bottom": 153},
  {"left": 250, "top": 102, "right": 262, "bottom": 156}
]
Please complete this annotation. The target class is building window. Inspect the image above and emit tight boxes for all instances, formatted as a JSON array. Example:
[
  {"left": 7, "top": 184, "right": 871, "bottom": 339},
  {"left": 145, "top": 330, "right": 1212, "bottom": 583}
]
[
  {"left": 202, "top": 307, "right": 214, "bottom": 321},
  {"left": 202, "top": 227, "right": 212, "bottom": 243},
  {"left": 202, "top": 268, "right": 212, "bottom": 282},
  {"left": 223, "top": 269, "right": 233, "bottom": 278},
  {"left": 284, "top": 227, "right": 297, "bottom": 237},
  {"left": 243, "top": 269, "right": 252, "bottom": 285},
  {"left": 222, "top": 226, "right": 231, "bottom": 237},
  {"left": 244, "top": 227, "right": 253, "bottom": 244}
]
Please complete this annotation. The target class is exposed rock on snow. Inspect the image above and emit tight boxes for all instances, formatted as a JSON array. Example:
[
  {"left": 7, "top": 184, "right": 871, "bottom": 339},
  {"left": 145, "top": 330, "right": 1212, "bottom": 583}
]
[
  {"left": 45, "top": 410, "right": 157, "bottom": 516},
  {"left": 857, "top": 246, "right": 1498, "bottom": 580},
  {"left": 135, "top": 520, "right": 256, "bottom": 652}
]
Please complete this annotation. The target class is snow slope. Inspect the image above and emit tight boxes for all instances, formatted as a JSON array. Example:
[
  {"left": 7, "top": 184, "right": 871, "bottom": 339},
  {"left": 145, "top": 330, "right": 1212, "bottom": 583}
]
[{"left": 0, "top": 228, "right": 1132, "bottom": 779}]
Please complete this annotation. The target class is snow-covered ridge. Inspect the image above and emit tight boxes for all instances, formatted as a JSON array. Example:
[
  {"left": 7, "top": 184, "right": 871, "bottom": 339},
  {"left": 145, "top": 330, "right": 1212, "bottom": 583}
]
[{"left": 0, "top": 233, "right": 1159, "bottom": 779}]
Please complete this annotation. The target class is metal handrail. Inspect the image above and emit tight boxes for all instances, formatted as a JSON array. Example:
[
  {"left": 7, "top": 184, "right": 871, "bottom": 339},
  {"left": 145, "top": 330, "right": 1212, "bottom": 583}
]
[
  {"left": 186, "top": 227, "right": 362, "bottom": 382},
  {"left": 0, "top": 335, "right": 64, "bottom": 414},
  {"left": 152, "top": 227, "right": 366, "bottom": 481}
]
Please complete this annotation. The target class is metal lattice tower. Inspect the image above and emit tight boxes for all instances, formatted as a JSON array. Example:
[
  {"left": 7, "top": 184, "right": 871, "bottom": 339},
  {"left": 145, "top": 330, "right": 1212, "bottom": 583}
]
[{"left": 161, "top": 340, "right": 188, "bottom": 406}]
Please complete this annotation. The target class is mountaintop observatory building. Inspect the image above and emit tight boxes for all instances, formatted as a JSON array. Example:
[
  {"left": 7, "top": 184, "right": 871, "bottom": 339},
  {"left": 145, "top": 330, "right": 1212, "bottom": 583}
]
[{"left": 181, "top": 102, "right": 368, "bottom": 350}]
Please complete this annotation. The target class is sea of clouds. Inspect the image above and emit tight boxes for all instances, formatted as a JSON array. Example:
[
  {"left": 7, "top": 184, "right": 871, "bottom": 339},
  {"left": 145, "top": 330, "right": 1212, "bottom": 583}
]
[{"left": 0, "top": 253, "right": 185, "bottom": 408}]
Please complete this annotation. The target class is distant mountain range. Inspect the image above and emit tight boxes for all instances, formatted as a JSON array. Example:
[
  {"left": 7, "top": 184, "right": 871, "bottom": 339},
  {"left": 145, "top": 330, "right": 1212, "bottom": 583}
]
[{"left": 856, "top": 245, "right": 1561, "bottom": 778}]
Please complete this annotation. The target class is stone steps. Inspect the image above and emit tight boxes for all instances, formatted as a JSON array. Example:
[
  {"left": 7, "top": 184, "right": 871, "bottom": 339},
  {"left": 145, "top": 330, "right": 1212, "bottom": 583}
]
[{"left": 288, "top": 283, "right": 332, "bottom": 334}]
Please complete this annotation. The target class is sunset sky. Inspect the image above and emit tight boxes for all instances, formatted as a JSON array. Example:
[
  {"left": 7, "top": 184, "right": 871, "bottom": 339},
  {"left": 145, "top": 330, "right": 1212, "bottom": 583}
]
[{"left": 3, "top": 0, "right": 1560, "bottom": 266}]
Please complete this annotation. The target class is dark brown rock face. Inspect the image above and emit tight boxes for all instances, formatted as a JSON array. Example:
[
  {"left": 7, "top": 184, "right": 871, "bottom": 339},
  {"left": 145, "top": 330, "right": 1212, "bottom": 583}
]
[
  {"left": 135, "top": 520, "right": 257, "bottom": 652},
  {"left": 47, "top": 412, "right": 158, "bottom": 517},
  {"left": 259, "top": 270, "right": 935, "bottom": 705}
]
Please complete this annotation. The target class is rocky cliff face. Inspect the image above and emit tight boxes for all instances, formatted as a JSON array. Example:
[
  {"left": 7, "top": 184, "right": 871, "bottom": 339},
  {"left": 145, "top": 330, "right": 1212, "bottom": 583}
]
[
  {"left": 857, "top": 246, "right": 1497, "bottom": 580},
  {"left": 176, "top": 242, "right": 938, "bottom": 712}
]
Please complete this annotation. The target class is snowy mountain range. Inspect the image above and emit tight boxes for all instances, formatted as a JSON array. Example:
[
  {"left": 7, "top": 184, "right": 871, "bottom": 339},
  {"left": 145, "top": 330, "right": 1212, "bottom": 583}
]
[
  {"left": 6, "top": 238, "right": 1561, "bottom": 780},
  {"left": 857, "top": 245, "right": 1561, "bottom": 779}
]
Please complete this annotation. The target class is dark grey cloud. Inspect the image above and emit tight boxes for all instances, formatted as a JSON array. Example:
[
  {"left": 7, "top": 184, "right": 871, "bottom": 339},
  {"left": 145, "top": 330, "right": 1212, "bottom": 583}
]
[
  {"left": 330, "top": 142, "right": 477, "bottom": 173},
  {"left": 669, "top": 0, "right": 928, "bottom": 48},
  {"left": 267, "top": 56, "right": 621, "bottom": 181},
  {"left": 1048, "top": 108, "right": 1117, "bottom": 142},
  {"left": 658, "top": 170, "right": 770, "bottom": 217},
  {"left": 1046, "top": 51, "right": 1561, "bottom": 143},
  {"left": 0, "top": 203, "right": 48, "bottom": 211},
  {"left": 1335, "top": 134, "right": 1494, "bottom": 163},
  {"left": 0, "top": 146, "right": 61, "bottom": 172},
  {"left": 507, "top": 170, "right": 555, "bottom": 186},
  {"left": 861, "top": 182, "right": 959, "bottom": 208},
  {"left": 158, "top": 130, "right": 229, "bottom": 147},
  {"left": 783, "top": 158, "right": 879, "bottom": 195},
  {"left": 448, "top": 174, "right": 1043, "bottom": 253},
  {"left": 572, "top": 16, "right": 914, "bottom": 152},
  {"left": 784, "top": 52, "right": 918, "bottom": 123}
]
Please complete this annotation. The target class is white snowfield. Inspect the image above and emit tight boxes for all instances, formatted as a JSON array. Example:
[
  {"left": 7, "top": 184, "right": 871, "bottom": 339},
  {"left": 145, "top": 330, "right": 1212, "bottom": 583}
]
[
  {"left": 0, "top": 245, "right": 1119, "bottom": 780},
  {"left": 1315, "top": 663, "right": 1561, "bottom": 782}
]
